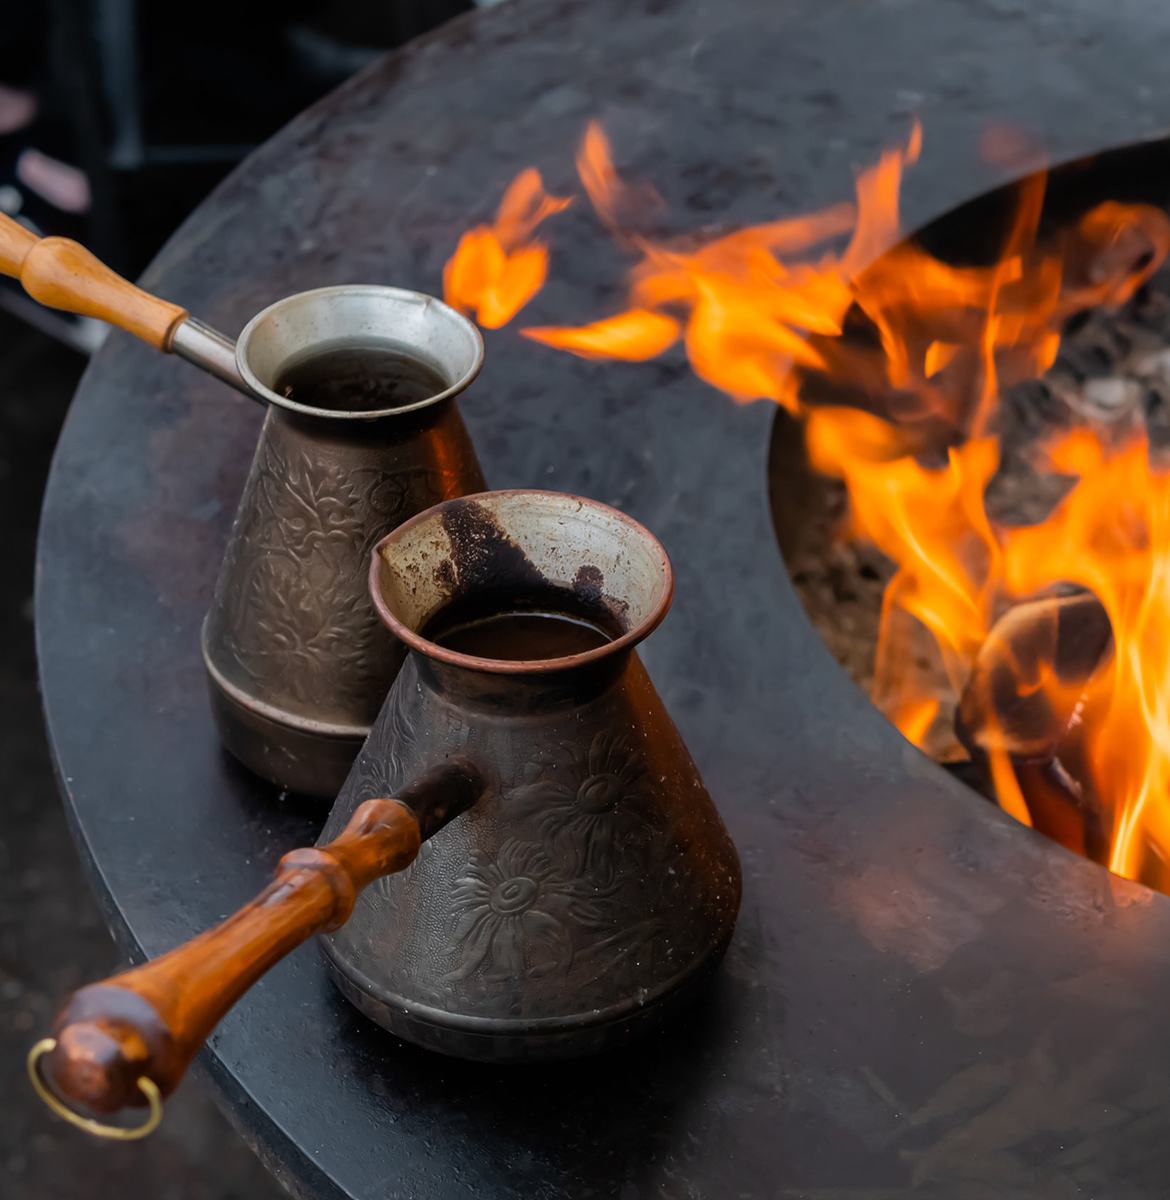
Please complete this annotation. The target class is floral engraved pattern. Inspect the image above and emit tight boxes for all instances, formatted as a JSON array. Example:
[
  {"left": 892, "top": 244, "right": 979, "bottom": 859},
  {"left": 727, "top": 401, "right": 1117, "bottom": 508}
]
[
  {"left": 219, "top": 433, "right": 444, "bottom": 710},
  {"left": 511, "top": 731, "right": 654, "bottom": 876},
  {"left": 348, "top": 695, "right": 423, "bottom": 903},
  {"left": 225, "top": 444, "right": 385, "bottom": 705},
  {"left": 446, "top": 839, "right": 615, "bottom": 982},
  {"left": 349, "top": 691, "right": 417, "bottom": 804}
]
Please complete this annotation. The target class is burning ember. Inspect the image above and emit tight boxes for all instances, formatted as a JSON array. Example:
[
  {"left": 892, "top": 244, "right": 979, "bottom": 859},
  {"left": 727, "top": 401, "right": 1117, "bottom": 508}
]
[{"left": 444, "top": 122, "right": 1170, "bottom": 889}]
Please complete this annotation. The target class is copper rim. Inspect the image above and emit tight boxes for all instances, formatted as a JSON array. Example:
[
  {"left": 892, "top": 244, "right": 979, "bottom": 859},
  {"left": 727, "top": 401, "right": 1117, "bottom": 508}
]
[{"left": 367, "top": 489, "right": 675, "bottom": 675}]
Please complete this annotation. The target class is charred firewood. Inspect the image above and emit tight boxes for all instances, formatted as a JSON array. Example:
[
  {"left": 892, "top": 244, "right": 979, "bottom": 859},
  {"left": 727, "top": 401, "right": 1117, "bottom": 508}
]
[{"left": 956, "top": 591, "right": 1113, "bottom": 863}]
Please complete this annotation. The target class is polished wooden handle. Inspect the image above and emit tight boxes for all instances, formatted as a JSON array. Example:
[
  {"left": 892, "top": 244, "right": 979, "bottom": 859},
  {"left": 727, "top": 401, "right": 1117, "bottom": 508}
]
[
  {"left": 0, "top": 211, "right": 38, "bottom": 272},
  {"left": 0, "top": 211, "right": 188, "bottom": 350},
  {"left": 40, "top": 760, "right": 484, "bottom": 1116}
]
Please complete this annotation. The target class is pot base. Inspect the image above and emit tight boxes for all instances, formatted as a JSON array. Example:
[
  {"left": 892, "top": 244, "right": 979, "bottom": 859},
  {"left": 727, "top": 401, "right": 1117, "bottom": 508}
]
[
  {"left": 318, "top": 931, "right": 733, "bottom": 1063},
  {"left": 205, "top": 668, "right": 368, "bottom": 799}
]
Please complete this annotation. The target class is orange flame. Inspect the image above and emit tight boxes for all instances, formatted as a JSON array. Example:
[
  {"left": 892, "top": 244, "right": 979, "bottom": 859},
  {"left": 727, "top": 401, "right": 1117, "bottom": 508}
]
[
  {"left": 1003, "top": 432, "right": 1170, "bottom": 883},
  {"left": 523, "top": 309, "right": 681, "bottom": 361},
  {"left": 519, "top": 120, "right": 863, "bottom": 408},
  {"left": 576, "top": 121, "right": 665, "bottom": 238},
  {"left": 805, "top": 408, "right": 1002, "bottom": 742},
  {"left": 443, "top": 168, "right": 571, "bottom": 328},
  {"left": 443, "top": 121, "right": 1170, "bottom": 885}
]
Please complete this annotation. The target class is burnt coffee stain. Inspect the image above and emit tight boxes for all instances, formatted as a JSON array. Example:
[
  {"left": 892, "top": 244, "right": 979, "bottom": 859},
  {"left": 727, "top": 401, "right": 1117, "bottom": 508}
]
[
  {"left": 433, "top": 558, "right": 457, "bottom": 593},
  {"left": 573, "top": 564, "right": 605, "bottom": 604},
  {"left": 573, "top": 563, "right": 630, "bottom": 633},
  {"left": 432, "top": 500, "right": 626, "bottom": 641},
  {"left": 437, "top": 498, "right": 549, "bottom": 602}
]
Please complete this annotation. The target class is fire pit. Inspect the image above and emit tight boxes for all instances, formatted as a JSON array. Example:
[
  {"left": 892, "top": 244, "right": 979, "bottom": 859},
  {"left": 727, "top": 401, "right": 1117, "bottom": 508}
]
[
  {"left": 32, "top": 0, "right": 1170, "bottom": 1195},
  {"left": 432, "top": 91, "right": 1170, "bottom": 897},
  {"left": 766, "top": 138, "right": 1170, "bottom": 888}
]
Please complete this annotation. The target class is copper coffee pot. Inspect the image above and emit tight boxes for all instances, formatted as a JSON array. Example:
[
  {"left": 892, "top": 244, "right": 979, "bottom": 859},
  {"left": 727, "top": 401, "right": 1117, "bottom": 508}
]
[
  {"left": 0, "top": 213, "right": 487, "bottom": 795},
  {"left": 29, "top": 491, "right": 742, "bottom": 1135}
]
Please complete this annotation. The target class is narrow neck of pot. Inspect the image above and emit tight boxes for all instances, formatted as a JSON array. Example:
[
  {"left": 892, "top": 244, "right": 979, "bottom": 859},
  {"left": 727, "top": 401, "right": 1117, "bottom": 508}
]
[
  {"left": 266, "top": 393, "right": 464, "bottom": 444},
  {"left": 413, "top": 645, "right": 635, "bottom": 715}
]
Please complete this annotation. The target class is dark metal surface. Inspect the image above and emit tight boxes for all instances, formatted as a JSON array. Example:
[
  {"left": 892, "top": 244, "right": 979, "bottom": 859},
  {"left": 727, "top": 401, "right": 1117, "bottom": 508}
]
[
  {"left": 0, "top": 308, "right": 284, "bottom": 1200},
  {"left": 33, "top": 0, "right": 1170, "bottom": 1195}
]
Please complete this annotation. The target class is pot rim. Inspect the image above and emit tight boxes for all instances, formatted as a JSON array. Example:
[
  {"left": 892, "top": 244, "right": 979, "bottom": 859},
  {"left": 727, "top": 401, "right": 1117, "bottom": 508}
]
[
  {"left": 368, "top": 489, "right": 675, "bottom": 675},
  {"left": 236, "top": 284, "right": 485, "bottom": 421}
]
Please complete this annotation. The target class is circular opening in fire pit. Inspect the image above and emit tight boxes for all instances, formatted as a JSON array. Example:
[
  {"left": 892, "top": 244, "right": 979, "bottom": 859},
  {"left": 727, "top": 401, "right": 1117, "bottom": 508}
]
[{"left": 769, "top": 135, "right": 1170, "bottom": 894}]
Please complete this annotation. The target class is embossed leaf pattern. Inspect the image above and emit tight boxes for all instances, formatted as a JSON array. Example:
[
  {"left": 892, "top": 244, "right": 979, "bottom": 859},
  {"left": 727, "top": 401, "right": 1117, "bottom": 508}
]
[
  {"left": 228, "top": 443, "right": 387, "bottom": 705},
  {"left": 353, "top": 694, "right": 423, "bottom": 903},
  {"left": 350, "top": 690, "right": 417, "bottom": 804},
  {"left": 445, "top": 838, "right": 616, "bottom": 982},
  {"left": 223, "top": 441, "right": 449, "bottom": 709}
]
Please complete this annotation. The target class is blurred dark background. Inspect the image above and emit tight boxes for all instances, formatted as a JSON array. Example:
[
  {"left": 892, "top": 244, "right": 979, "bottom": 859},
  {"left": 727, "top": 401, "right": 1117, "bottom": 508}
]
[{"left": 0, "top": 2, "right": 473, "bottom": 1195}]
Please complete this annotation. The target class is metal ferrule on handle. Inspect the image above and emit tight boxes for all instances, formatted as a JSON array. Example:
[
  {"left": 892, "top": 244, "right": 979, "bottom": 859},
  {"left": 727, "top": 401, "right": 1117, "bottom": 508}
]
[{"left": 171, "top": 317, "right": 256, "bottom": 398}]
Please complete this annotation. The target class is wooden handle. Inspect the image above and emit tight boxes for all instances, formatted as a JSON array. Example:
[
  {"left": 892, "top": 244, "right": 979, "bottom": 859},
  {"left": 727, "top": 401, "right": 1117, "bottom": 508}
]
[
  {"left": 0, "top": 211, "right": 187, "bottom": 350},
  {"left": 40, "top": 760, "right": 484, "bottom": 1116},
  {"left": 0, "top": 211, "right": 38, "bottom": 273}
]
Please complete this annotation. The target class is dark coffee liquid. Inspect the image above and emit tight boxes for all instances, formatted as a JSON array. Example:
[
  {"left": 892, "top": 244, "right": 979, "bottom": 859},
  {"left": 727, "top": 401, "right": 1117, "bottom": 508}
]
[
  {"left": 275, "top": 346, "right": 447, "bottom": 412},
  {"left": 428, "top": 611, "right": 613, "bottom": 661}
]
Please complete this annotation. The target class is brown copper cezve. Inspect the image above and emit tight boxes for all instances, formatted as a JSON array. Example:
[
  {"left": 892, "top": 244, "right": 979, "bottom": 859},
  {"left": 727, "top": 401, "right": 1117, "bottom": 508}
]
[
  {"left": 202, "top": 286, "right": 486, "bottom": 796},
  {"left": 321, "top": 489, "right": 742, "bottom": 1061},
  {"left": 0, "top": 214, "right": 488, "bottom": 795}
]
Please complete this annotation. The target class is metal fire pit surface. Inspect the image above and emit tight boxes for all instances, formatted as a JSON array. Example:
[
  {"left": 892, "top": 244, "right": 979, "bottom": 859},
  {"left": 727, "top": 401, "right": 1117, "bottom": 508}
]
[{"left": 34, "top": 1, "right": 1170, "bottom": 1196}]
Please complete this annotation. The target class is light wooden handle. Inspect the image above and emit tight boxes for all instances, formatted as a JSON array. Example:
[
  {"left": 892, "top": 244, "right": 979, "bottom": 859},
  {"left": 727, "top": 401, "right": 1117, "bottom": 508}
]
[
  {"left": 38, "top": 760, "right": 484, "bottom": 1117},
  {"left": 0, "top": 212, "right": 38, "bottom": 272},
  {"left": 0, "top": 211, "right": 188, "bottom": 350}
]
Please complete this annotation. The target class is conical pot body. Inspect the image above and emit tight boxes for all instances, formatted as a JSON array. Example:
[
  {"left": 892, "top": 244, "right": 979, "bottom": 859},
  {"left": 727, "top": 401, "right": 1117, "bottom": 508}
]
[
  {"left": 319, "top": 491, "right": 742, "bottom": 1061},
  {"left": 202, "top": 287, "right": 486, "bottom": 797}
]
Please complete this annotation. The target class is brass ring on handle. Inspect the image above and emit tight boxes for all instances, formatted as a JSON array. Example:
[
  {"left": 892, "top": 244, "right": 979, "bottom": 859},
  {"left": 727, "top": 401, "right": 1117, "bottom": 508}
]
[{"left": 26, "top": 1038, "right": 163, "bottom": 1140}]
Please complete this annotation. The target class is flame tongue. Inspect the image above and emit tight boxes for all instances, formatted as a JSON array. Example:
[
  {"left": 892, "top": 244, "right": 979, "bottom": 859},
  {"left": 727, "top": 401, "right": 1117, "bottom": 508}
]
[
  {"left": 1001, "top": 432, "right": 1170, "bottom": 885},
  {"left": 443, "top": 168, "right": 572, "bottom": 329},
  {"left": 523, "top": 121, "right": 871, "bottom": 409},
  {"left": 804, "top": 189, "right": 1170, "bottom": 881},
  {"left": 806, "top": 409, "right": 1003, "bottom": 745},
  {"left": 958, "top": 591, "right": 1113, "bottom": 764},
  {"left": 443, "top": 119, "right": 1170, "bottom": 887}
]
